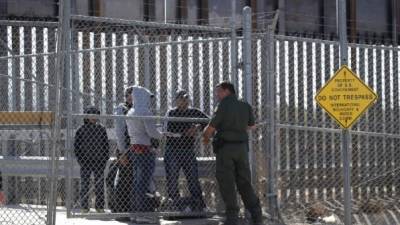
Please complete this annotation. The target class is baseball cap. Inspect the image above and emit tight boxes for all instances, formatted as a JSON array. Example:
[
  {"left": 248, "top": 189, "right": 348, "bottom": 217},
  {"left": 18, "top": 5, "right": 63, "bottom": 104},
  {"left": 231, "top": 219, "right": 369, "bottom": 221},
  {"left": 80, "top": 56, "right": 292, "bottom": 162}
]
[
  {"left": 84, "top": 106, "right": 100, "bottom": 115},
  {"left": 175, "top": 90, "right": 189, "bottom": 99}
]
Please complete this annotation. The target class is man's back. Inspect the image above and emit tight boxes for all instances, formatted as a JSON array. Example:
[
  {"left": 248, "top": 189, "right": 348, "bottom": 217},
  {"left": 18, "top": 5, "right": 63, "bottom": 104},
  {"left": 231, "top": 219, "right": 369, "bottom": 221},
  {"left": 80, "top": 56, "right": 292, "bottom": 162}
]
[
  {"left": 211, "top": 95, "right": 254, "bottom": 142},
  {"left": 74, "top": 122, "right": 110, "bottom": 164}
]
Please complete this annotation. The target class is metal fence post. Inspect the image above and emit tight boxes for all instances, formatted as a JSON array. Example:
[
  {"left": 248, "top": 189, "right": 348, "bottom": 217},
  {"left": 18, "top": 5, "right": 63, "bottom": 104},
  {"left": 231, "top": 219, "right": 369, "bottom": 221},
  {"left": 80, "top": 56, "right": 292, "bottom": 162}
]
[
  {"left": 63, "top": 0, "right": 73, "bottom": 218},
  {"left": 48, "top": 0, "right": 70, "bottom": 224},
  {"left": 231, "top": 0, "right": 237, "bottom": 86},
  {"left": 337, "top": 0, "right": 352, "bottom": 224},
  {"left": 266, "top": 25, "right": 281, "bottom": 224},
  {"left": 243, "top": 6, "right": 256, "bottom": 183}
]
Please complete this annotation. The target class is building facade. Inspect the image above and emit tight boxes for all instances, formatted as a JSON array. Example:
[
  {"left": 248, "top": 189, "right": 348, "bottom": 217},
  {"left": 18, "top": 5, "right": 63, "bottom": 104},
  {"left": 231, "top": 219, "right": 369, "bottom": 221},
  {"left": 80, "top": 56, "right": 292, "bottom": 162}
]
[{"left": 0, "top": 0, "right": 398, "bottom": 43}]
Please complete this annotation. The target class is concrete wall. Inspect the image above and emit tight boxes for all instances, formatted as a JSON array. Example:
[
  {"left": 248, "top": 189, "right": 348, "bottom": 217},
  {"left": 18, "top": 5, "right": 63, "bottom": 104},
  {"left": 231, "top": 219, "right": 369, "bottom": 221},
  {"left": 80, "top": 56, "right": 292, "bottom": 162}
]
[
  {"left": 1, "top": 0, "right": 396, "bottom": 42},
  {"left": 7, "top": 0, "right": 55, "bottom": 17},
  {"left": 72, "top": 0, "right": 89, "bottom": 16},
  {"left": 285, "top": 0, "right": 320, "bottom": 34},
  {"left": 208, "top": 0, "right": 243, "bottom": 27},
  {"left": 357, "top": 0, "right": 389, "bottom": 36},
  {"left": 102, "top": 0, "right": 143, "bottom": 20}
]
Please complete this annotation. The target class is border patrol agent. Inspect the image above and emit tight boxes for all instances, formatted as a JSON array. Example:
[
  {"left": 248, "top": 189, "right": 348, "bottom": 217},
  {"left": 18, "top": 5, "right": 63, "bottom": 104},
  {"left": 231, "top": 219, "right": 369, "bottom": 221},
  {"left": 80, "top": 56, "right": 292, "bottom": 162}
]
[{"left": 202, "top": 81, "right": 263, "bottom": 225}]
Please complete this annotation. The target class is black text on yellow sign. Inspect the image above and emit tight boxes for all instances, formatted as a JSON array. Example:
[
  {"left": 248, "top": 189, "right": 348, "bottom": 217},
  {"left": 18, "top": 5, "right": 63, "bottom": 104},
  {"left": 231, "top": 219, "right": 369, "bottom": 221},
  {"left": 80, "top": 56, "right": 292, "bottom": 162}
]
[{"left": 315, "top": 65, "right": 378, "bottom": 129}]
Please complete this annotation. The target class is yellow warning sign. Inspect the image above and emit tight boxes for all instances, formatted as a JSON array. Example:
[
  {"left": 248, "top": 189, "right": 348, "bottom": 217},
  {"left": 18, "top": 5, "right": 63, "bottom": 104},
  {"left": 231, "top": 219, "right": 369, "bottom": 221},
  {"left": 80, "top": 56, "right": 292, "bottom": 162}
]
[{"left": 315, "top": 65, "right": 378, "bottom": 129}]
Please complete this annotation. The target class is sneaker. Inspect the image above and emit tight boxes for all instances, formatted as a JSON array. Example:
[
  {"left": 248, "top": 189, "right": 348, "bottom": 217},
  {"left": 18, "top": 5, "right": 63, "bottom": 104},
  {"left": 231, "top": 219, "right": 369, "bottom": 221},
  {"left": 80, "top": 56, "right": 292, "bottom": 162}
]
[{"left": 95, "top": 208, "right": 105, "bottom": 213}]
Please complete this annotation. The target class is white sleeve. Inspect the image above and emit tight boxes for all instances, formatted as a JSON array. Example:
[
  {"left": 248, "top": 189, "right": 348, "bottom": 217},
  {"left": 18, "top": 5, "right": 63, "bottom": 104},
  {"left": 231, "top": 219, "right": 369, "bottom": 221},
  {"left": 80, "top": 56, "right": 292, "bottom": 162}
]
[{"left": 144, "top": 114, "right": 163, "bottom": 140}]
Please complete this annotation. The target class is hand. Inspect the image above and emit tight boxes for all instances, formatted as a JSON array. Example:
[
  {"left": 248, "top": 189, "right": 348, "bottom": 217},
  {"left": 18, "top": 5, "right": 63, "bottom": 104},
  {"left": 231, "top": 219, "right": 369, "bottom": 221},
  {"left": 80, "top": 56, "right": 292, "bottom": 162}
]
[
  {"left": 163, "top": 132, "right": 182, "bottom": 138},
  {"left": 0, "top": 191, "right": 5, "bottom": 205},
  {"left": 118, "top": 154, "right": 129, "bottom": 167},
  {"left": 202, "top": 125, "right": 215, "bottom": 145},
  {"left": 202, "top": 136, "right": 210, "bottom": 145}
]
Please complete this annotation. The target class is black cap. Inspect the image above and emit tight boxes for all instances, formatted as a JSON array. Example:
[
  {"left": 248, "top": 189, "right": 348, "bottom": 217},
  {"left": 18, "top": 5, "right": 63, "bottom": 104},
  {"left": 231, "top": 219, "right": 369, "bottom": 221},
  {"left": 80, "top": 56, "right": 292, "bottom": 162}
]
[
  {"left": 84, "top": 106, "right": 100, "bottom": 115},
  {"left": 175, "top": 90, "right": 189, "bottom": 99}
]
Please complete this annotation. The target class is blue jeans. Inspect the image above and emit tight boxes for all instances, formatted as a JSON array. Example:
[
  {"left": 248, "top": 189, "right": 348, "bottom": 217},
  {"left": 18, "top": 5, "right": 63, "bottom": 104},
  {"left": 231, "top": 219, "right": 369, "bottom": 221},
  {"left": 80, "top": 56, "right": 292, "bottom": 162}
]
[
  {"left": 164, "top": 147, "right": 205, "bottom": 210},
  {"left": 79, "top": 163, "right": 106, "bottom": 209},
  {"left": 129, "top": 151, "right": 156, "bottom": 211}
]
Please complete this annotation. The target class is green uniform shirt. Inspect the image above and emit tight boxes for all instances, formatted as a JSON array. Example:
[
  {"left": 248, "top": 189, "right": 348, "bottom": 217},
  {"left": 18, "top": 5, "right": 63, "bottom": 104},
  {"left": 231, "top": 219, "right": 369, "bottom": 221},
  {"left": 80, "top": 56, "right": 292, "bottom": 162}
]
[{"left": 209, "top": 95, "right": 255, "bottom": 142}]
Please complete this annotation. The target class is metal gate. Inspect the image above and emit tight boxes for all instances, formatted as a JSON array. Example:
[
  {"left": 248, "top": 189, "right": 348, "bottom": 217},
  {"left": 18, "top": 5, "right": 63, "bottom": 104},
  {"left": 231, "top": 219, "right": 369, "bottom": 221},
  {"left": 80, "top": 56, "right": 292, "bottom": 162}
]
[
  {"left": 0, "top": 19, "right": 61, "bottom": 225},
  {"left": 62, "top": 13, "right": 252, "bottom": 221},
  {"left": 272, "top": 35, "right": 400, "bottom": 225}
]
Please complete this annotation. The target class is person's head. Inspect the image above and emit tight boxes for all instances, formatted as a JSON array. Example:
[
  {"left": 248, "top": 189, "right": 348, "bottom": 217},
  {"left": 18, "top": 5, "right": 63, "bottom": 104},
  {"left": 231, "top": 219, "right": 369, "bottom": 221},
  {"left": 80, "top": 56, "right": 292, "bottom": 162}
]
[
  {"left": 215, "top": 81, "right": 235, "bottom": 102},
  {"left": 125, "top": 86, "right": 134, "bottom": 105},
  {"left": 131, "top": 86, "right": 155, "bottom": 112},
  {"left": 84, "top": 106, "right": 100, "bottom": 124},
  {"left": 175, "top": 90, "right": 190, "bottom": 110}
]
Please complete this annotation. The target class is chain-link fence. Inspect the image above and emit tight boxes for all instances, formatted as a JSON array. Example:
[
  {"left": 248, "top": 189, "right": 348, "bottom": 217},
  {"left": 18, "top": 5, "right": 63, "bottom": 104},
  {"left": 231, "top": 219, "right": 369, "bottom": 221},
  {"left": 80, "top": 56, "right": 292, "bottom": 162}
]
[
  {"left": 270, "top": 34, "right": 400, "bottom": 224},
  {"left": 0, "top": 19, "right": 59, "bottom": 225},
  {"left": 3, "top": 4, "right": 400, "bottom": 225},
  {"left": 63, "top": 14, "right": 245, "bottom": 221}
]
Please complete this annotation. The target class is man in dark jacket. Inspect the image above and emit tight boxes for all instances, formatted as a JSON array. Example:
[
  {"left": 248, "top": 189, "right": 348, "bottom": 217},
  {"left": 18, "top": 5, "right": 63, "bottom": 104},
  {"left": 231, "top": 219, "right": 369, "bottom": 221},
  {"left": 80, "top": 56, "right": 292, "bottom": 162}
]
[
  {"left": 164, "top": 90, "right": 208, "bottom": 211},
  {"left": 74, "top": 106, "right": 110, "bottom": 213}
]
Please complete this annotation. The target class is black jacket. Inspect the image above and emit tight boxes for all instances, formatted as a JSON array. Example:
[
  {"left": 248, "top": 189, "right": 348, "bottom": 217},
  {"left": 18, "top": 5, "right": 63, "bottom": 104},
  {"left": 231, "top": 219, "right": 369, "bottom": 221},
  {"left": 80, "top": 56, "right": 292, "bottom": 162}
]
[
  {"left": 166, "top": 108, "right": 209, "bottom": 150},
  {"left": 74, "top": 121, "right": 110, "bottom": 166}
]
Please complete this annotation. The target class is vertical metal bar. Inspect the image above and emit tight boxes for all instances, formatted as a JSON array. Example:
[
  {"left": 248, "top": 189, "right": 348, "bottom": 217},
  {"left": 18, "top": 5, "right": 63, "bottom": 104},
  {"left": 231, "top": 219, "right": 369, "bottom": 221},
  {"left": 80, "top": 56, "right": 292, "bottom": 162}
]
[
  {"left": 337, "top": 0, "right": 351, "bottom": 224},
  {"left": 48, "top": 28, "right": 57, "bottom": 112},
  {"left": 192, "top": 37, "right": 200, "bottom": 109},
  {"left": 24, "top": 26, "right": 33, "bottom": 111},
  {"left": 12, "top": 26, "right": 19, "bottom": 111},
  {"left": 64, "top": 1, "right": 72, "bottom": 218},
  {"left": 231, "top": 0, "right": 237, "bottom": 86},
  {"left": 144, "top": 41, "right": 150, "bottom": 89},
  {"left": 0, "top": 25, "right": 8, "bottom": 111},
  {"left": 115, "top": 34, "right": 124, "bottom": 103},
  {"left": 105, "top": 32, "right": 113, "bottom": 127},
  {"left": 36, "top": 28, "right": 45, "bottom": 112},
  {"left": 48, "top": 0, "right": 70, "bottom": 224},
  {"left": 71, "top": 24, "right": 80, "bottom": 114},
  {"left": 266, "top": 26, "right": 280, "bottom": 224},
  {"left": 243, "top": 6, "right": 255, "bottom": 181},
  {"left": 393, "top": 0, "right": 397, "bottom": 45}
]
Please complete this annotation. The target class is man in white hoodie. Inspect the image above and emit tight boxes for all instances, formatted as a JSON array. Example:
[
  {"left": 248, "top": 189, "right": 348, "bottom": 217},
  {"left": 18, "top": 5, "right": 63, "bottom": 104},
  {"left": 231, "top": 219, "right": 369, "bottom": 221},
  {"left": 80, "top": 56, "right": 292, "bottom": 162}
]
[{"left": 125, "top": 86, "right": 164, "bottom": 212}]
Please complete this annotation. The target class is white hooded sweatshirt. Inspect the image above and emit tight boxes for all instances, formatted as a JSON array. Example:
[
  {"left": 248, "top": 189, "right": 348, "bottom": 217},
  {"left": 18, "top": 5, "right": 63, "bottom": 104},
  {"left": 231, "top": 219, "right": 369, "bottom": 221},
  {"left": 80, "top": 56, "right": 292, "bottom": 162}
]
[{"left": 126, "top": 86, "right": 163, "bottom": 149}]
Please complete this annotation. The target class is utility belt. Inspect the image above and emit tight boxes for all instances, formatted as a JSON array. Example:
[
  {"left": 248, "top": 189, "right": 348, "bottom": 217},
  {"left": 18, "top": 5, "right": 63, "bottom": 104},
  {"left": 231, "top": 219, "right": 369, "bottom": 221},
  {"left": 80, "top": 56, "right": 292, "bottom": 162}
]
[
  {"left": 129, "top": 144, "right": 151, "bottom": 154},
  {"left": 212, "top": 137, "right": 246, "bottom": 154}
]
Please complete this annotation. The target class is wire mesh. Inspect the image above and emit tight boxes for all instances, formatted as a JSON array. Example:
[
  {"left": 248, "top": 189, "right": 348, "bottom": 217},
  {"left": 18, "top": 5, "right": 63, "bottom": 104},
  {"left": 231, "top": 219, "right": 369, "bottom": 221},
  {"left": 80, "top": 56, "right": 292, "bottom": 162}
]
[
  {"left": 0, "top": 20, "right": 58, "bottom": 225},
  {"left": 271, "top": 34, "right": 400, "bottom": 225},
  {"left": 65, "top": 15, "right": 242, "bottom": 221},
  {"left": 4, "top": 8, "right": 400, "bottom": 225}
]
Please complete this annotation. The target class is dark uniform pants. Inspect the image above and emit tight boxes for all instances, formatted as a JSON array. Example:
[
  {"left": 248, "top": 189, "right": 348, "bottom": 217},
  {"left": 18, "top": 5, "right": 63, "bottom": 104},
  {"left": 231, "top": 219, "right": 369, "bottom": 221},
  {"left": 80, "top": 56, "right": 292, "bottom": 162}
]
[
  {"left": 80, "top": 163, "right": 106, "bottom": 209},
  {"left": 215, "top": 143, "right": 262, "bottom": 221},
  {"left": 164, "top": 147, "right": 206, "bottom": 210}
]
